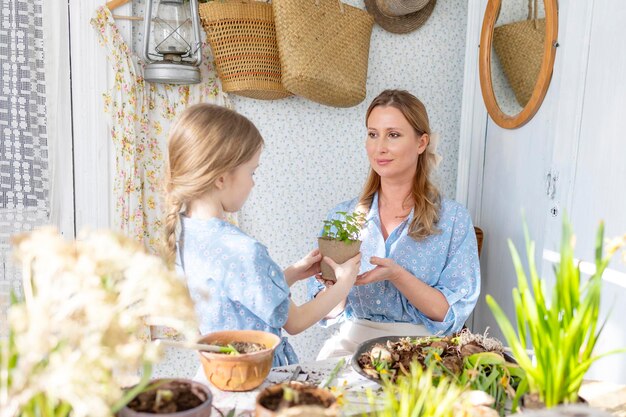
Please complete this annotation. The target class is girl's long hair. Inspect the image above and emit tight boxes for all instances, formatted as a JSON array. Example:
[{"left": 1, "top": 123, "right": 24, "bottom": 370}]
[
  {"left": 357, "top": 90, "right": 441, "bottom": 240},
  {"left": 162, "top": 103, "right": 264, "bottom": 264}
]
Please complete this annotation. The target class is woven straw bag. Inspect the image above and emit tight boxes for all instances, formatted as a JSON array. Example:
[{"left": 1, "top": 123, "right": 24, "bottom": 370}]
[
  {"left": 493, "top": 0, "right": 545, "bottom": 107},
  {"left": 199, "top": 0, "right": 291, "bottom": 100},
  {"left": 272, "top": 0, "right": 374, "bottom": 107}
]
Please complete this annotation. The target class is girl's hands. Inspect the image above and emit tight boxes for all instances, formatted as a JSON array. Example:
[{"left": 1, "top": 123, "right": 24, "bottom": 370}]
[
  {"left": 285, "top": 249, "right": 322, "bottom": 285},
  {"left": 323, "top": 253, "right": 361, "bottom": 286},
  {"left": 355, "top": 256, "right": 401, "bottom": 286}
]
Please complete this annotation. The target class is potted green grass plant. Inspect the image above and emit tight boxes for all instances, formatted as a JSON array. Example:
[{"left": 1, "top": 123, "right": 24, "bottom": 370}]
[
  {"left": 486, "top": 219, "right": 626, "bottom": 408},
  {"left": 318, "top": 211, "right": 366, "bottom": 281},
  {"left": 363, "top": 361, "right": 498, "bottom": 417}
]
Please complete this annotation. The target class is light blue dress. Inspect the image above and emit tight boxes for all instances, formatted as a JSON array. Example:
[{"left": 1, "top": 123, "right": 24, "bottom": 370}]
[
  {"left": 177, "top": 216, "right": 299, "bottom": 366},
  {"left": 308, "top": 193, "right": 480, "bottom": 335}
]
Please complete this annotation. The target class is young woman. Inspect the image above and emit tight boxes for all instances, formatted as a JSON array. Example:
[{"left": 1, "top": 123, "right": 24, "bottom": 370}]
[
  {"left": 163, "top": 103, "right": 361, "bottom": 365},
  {"left": 310, "top": 90, "right": 481, "bottom": 359}
]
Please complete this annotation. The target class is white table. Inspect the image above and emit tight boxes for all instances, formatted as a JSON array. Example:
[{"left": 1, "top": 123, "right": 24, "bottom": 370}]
[
  {"left": 192, "top": 356, "right": 379, "bottom": 416},
  {"left": 192, "top": 356, "right": 626, "bottom": 417}
]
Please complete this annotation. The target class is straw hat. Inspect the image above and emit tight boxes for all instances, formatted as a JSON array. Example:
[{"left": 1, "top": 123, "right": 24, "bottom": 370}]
[{"left": 364, "top": 0, "right": 437, "bottom": 34}]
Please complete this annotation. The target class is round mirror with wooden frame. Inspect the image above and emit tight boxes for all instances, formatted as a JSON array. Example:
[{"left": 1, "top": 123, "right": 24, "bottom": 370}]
[{"left": 479, "top": 0, "right": 558, "bottom": 129}]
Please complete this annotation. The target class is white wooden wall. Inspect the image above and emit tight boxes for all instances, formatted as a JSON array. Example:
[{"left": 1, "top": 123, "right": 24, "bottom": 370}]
[{"left": 458, "top": 0, "right": 626, "bottom": 384}]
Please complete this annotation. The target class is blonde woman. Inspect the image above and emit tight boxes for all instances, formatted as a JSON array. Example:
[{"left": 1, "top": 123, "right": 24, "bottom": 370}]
[
  {"left": 163, "top": 103, "right": 361, "bottom": 366},
  {"left": 310, "top": 90, "right": 481, "bottom": 359}
]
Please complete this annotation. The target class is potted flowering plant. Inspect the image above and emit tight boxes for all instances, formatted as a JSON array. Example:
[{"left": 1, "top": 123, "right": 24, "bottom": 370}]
[
  {"left": 0, "top": 228, "right": 202, "bottom": 417},
  {"left": 318, "top": 211, "right": 366, "bottom": 281},
  {"left": 486, "top": 219, "right": 626, "bottom": 408}
]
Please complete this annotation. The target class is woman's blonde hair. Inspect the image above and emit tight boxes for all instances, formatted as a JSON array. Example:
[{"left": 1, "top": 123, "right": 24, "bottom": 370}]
[
  {"left": 357, "top": 89, "right": 441, "bottom": 240},
  {"left": 162, "top": 103, "right": 264, "bottom": 264}
]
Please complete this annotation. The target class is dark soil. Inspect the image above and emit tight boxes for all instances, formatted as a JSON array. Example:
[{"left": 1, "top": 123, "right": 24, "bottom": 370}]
[
  {"left": 259, "top": 385, "right": 335, "bottom": 411},
  {"left": 357, "top": 332, "right": 505, "bottom": 382},
  {"left": 127, "top": 381, "right": 207, "bottom": 414}
]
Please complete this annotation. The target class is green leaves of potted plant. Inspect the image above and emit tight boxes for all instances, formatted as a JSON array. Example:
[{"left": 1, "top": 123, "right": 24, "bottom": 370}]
[
  {"left": 486, "top": 219, "right": 626, "bottom": 408},
  {"left": 318, "top": 211, "right": 366, "bottom": 281},
  {"left": 364, "top": 362, "right": 499, "bottom": 417}
]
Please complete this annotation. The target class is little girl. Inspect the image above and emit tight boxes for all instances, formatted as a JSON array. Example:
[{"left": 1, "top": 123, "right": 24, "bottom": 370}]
[{"left": 163, "top": 103, "right": 360, "bottom": 366}]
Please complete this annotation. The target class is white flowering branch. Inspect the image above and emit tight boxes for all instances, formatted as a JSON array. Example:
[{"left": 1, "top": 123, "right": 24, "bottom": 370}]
[{"left": 0, "top": 228, "right": 199, "bottom": 417}]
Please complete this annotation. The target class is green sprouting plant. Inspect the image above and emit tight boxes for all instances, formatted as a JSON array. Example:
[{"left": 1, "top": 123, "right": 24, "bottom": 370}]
[
  {"left": 364, "top": 362, "right": 466, "bottom": 417},
  {"left": 322, "top": 211, "right": 367, "bottom": 243},
  {"left": 486, "top": 218, "right": 626, "bottom": 408},
  {"left": 422, "top": 346, "right": 444, "bottom": 367},
  {"left": 458, "top": 352, "right": 527, "bottom": 416},
  {"left": 320, "top": 357, "right": 346, "bottom": 389},
  {"left": 371, "top": 354, "right": 392, "bottom": 377},
  {"left": 220, "top": 344, "right": 240, "bottom": 355},
  {"left": 281, "top": 385, "right": 299, "bottom": 406}
]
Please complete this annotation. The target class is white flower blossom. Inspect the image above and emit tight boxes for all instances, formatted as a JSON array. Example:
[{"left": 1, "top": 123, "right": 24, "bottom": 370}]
[{"left": 0, "top": 228, "right": 199, "bottom": 417}]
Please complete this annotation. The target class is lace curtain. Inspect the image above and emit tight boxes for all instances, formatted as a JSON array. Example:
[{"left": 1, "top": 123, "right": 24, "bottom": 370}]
[{"left": 0, "top": 0, "right": 50, "bottom": 332}]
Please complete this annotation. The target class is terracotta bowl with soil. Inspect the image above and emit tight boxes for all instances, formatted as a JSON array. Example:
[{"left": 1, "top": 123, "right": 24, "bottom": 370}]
[
  {"left": 119, "top": 379, "right": 212, "bottom": 417},
  {"left": 255, "top": 382, "right": 337, "bottom": 417},
  {"left": 198, "top": 330, "right": 280, "bottom": 392}
]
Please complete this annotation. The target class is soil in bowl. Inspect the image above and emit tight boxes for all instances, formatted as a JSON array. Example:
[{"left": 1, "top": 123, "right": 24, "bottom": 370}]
[
  {"left": 260, "top": 385, "right": 334, "bottom": 411},
  {"left": 355, "top": 329, "right": 509, "bottom": 382},
  {"left": 214, "top": 341, "right": 266, "bottom": 354},
  {"left": 126, "top": 380, "right": 208, "bottom": 414},
  {"left": 256, "top": 383, "right": 337, "bottom": 417}
]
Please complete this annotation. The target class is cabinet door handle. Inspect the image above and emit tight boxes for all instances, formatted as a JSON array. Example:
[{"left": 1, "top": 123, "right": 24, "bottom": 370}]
[{"left": 546, "top": 170, "right": 559, "bottom": 199}]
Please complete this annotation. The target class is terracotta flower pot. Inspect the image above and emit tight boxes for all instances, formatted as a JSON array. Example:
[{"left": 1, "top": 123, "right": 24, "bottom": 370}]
[
  {"left": 318, "top": 237, "right": 361, "bottom": 282},
  {"left": 198, "top": 330, "right": 280, "bottom": 392},
  {"left": 118, "top": 379, "right": 212, "bottom": 417},
  {"left": 255, "top": 382, "right": 338, "bottom": 417}
]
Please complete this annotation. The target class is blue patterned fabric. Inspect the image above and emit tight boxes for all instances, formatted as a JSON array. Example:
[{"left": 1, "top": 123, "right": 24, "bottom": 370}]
[
  {"left": 177, "top": 216, "right": 299, "bottom": 366},
  {"left": 308, "top": 193, "right": 480, "bottom": 335}
]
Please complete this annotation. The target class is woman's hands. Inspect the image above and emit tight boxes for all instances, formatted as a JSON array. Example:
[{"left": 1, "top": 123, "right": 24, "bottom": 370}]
[
  {"left": 317, "top": 256, "right": 401, "bottom": 287},
  {"left": 354, "top": 256, "right": 401, "bottom": 285},
  {"left": 284, "top": 249, "right": 322, "bottom": 286}
]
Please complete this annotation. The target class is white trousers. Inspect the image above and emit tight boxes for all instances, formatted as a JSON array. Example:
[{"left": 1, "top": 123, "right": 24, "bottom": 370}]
[{"left": 316, "top": 319, "right": 431, "bottom": 360}]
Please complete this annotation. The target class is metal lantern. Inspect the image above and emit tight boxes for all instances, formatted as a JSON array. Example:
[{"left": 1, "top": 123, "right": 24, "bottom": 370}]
[{"left": 142, "top": 0, "right": 202, "bottom": 84}]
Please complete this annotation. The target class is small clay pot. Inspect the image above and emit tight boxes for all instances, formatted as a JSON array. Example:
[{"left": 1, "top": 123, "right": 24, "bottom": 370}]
[
  {"left": 318, "top": 237, "right": 361, "bottom": 282},
  {"left": 255, "top": 382, "right": 338, "bottom": 417},
  {"left": 118, "top": 379, "right": 212, "bottom": 417},
  {"left": 198, "top": 330, "right": 280, "bottom": 392}
]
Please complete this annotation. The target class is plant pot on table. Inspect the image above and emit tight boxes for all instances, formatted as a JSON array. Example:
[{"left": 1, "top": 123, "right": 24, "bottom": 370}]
[
  {"left": 118, "top": 379, "right": 212, "bottom": 417},
  {"left": 318, "top": 237, "right": 361, "bottom": 282},
  {"left": 198, "top": 329, "right": 280, "bottom": 392},
  {"left": 256, "top": 382, "right": 338, "bottom": 417}
]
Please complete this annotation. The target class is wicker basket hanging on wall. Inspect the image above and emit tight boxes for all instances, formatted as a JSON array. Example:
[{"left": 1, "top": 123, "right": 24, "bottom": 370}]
[
  {"left": 272, "top": 0, "right": 374, "bottom": 108},
  {"left": 493, "top": 0, "right": 546, "bottom": 107},
  {"left": 199, "top": 0, "right": 291, "bottom": 100}
]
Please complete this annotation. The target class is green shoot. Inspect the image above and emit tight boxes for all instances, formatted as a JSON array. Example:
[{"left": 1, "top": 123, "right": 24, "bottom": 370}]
[
  {"left": 322, "top": 211, "right": 367, "bottom": 243},
  {"left": 486, "top": 218, "right": 626, "bottom": 407},
  {"left": 320, "top": 358, "right": 346, "bottom": 389}
]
